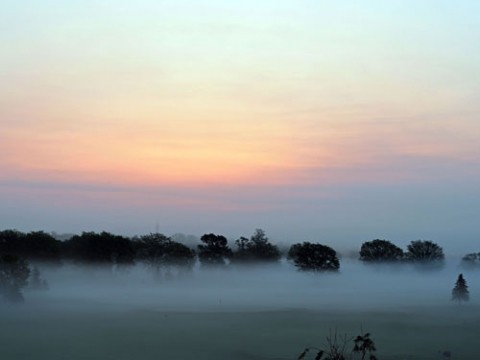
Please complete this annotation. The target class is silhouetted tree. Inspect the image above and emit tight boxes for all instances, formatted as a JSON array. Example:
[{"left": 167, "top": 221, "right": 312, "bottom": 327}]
[
  {"left": 197, "top": 233, "right": 232, "bottom": 266},
  {"left": 288, "top": 242, "right": 340, "bottom": 272},
  {"left": 232, "top": 229, "right": 281, "bottom": 263},
  {"left": 0, "top": 230, "right": 26, "bottom": 256},
  {"left": 0, "top": 254, "right": 31, "bottom": 303},
  {"left": 406, "top": 240, "right": 444, "bottom": 262},
  {"left": 63, "top": 232, "right": 135, "bottom": 266},
  {"left": 0, "top": 230, "right": 61, "bottom": 263},
  {"left": 24, "top": 231, "right": 62, "bottom": 263},
  {"left": 135, "top": 233, "right": 170, "bottom": 265},
  {"left": 359, "top": 239, "right": 404, "bottom": 262},
  {"left": 135, "top": 233, "right": 195, "bottom": 279},
  {"left": 287, "top": 243, "right": 302, "bottom": 261},
  {"left": 452, "top": 273, "right": 469, "bottom": 304},
  {"left": 235, "top": 236, "right": 249, "bottom": 253}
]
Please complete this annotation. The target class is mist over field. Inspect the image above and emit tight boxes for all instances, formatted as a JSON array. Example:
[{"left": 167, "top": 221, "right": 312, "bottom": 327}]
[
  {"left": 17, "top": 259, "right": 478, "bottom": 311},
  {"left": 2, "top": 259, "right": 480, "bottom": 360}
]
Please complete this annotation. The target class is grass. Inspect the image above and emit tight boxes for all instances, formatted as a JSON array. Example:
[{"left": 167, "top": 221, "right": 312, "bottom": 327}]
[{"left": 1, "top": 303, "right": 479, "bottom": 359}]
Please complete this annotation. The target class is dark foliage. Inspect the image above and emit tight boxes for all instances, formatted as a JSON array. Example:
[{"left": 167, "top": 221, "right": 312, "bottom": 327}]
[
  {"left": 0, "top": 254, "right": 31, "bottom": 303},
  {"left": 359, "top": 239, "right": 404, "bottom": 262},
  {"left": 24, "top": 231, "right": 62, "bottom": 262},
  {"left": 63, "top": 231, "right": 135, "bottom": 265},
  {"left": 135, "top": 233, "right": 196, "bottom": 269},
  {"left": 289, "top": 242, "right": 340, "bottom": 272},
  {"left": 232, "top": 229, "right": 281, "bottom": 263},
  {"left": 287, "top": 243, "right": 302, "bottom": 261},
  {"left": 353, "top": 332, "right": 377, "bottom": 360},
  {"left": 0, "top": 230, "right": 62, "bottom": 263},
  {"left": 197, "top": 233, "right": 232, "bottom": 266},
  {"left": 0, "top": 230, "right": 25, "bottom": 255},
  {"left": 452, "top": 273, "right": 469, "bottom": 304},
  {"left": 406, "top": 240, "right": 444, "bottom": 262}
]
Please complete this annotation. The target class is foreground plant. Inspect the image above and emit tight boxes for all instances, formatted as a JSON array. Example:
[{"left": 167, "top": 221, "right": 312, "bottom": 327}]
[
  {"left": 297, "top": 329, "right": 377, "bottom": 360},
  {"left": 353, "top": 332, "right": 377, "bottom": 360}
]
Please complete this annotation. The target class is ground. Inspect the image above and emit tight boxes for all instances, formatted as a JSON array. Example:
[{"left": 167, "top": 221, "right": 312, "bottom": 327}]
[
  {"left": 1, "top": 301, "right": 478, "bottom": 359},
  {"left": 1, "top": 261, "right": 478, "bottom": 359}
]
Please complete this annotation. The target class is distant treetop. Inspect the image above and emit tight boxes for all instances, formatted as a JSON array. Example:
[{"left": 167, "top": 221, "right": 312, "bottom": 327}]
[
  {"left": 232, "top": 229, "right": 281, "bottom": 263},
  {"left": 452, "top": 273, "right": 469, "bottom": 304},
  {"left": 288, "top": 242, "right": 340, "bottom": 272},
  {"left": 359, "top": 239, "right": 404, "bottom": 262},
  {"left": 406, "top": 240, "right": 444, "bottom": 262},
  {"left": 197, "top": 233, "right": 232, "bottom": 267}
]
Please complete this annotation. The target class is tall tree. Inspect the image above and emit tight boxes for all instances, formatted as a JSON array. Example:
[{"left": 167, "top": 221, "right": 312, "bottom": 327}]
[
  {"left": 63, "top": 232, "right": 135, "bottom": 266},
  {"left": 0, "top": 230, "right": 62, "bottom": 263},
  {"left": 233, "top": 229, "right": 281, "bottom": 263},
  {"left": 135, "top": 233, "right": 195, "bottom": 279},
  {"left": 24, "top": 231, "right": 62, "bottom": 263},
  {"left": 452, "top": 273, "right": 469, "bottom": 304},
  {"left": 0, "top": 230, "right": 26, "bottom": 256},
  {"left": 197, "top": 233, "right": 232, "bottom": 266}
]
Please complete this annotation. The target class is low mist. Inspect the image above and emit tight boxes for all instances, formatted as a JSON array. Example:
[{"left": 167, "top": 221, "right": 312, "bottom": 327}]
[
  {"left": 20, "top": 259, "right": 477, "bottom": 312},
  {"left": 2, "top": 260, "right": 479, "bottom": 360}
]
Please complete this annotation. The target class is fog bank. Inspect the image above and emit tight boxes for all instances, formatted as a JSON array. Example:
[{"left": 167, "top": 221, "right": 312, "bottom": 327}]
[{"left": 14, "top": 259, "right": 478, "bottom": 313}]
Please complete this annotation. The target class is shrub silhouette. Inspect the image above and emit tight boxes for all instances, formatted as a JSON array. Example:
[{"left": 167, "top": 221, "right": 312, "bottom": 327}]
[{"left": 298, "top": 329, "right": 377, "bottom": 360}]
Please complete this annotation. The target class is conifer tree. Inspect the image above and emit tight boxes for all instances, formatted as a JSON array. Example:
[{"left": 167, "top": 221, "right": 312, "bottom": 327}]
[{"left": 452, "top": 273, "right": 469, "bottom": 304}]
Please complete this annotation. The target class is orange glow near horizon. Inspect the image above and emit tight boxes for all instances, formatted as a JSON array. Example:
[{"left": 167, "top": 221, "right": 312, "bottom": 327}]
[
  {"left": 5, "top": 106, "right": 476, "bottom": 190},
  {"left": 2, "top": 113, "right": 303, "bottom": 187}
]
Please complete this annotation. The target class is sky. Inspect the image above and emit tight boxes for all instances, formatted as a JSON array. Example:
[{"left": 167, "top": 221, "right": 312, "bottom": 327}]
[{"left": 1, "top": 1, "right": 479, "bottom": 254}]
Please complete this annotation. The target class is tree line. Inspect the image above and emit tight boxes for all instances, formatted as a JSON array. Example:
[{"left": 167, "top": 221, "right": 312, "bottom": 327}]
[
  {"left": 1, "top": 228, "right": 477, "bottom": 304},
  {"left": 0, "top": 228, "right": 282, "bottom": 267},
  {"left": 2, "top": 229, "right": 467, "bottom": 269}
]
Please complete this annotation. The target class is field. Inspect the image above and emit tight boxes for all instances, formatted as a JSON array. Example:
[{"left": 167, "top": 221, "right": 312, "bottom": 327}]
[{"left": 1, "top": 260, "right": 479, "bottom": 359}]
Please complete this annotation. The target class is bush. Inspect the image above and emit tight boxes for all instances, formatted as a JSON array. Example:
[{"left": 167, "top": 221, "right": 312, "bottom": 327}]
[{"left": 297, "top": 329, "right": 377, "bottom": 360}]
